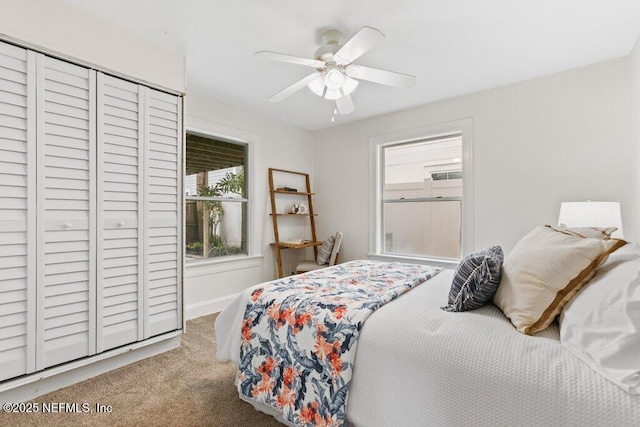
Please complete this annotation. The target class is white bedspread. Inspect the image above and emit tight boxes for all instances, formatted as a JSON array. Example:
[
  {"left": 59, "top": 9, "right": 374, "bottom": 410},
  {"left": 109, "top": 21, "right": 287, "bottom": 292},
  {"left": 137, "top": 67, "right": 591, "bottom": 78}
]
[{"left": 216, "top": 267, "right": 640, "bottom": 426}]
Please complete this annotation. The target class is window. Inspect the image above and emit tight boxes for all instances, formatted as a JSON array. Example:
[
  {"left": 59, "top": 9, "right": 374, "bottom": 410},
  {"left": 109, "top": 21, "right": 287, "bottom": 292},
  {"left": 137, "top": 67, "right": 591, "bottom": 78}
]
[
  {"left": 184, "top": 131, "right": 248, "bottom": 261},
  {"left": 431, "top": 170, "right": 462, "bottom": 181},
  {"left": 371, "top": 120, "right": 474, "bottom": 262}
]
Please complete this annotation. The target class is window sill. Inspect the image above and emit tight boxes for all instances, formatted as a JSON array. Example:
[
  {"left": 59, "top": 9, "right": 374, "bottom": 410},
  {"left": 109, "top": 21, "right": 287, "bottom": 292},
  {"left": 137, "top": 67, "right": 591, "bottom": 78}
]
[
  {"left": 367, "top": 253, "right": 459, "bottom": 270},
  {"left": 184, "top": 254, "right": 263, "bottom": 278}
]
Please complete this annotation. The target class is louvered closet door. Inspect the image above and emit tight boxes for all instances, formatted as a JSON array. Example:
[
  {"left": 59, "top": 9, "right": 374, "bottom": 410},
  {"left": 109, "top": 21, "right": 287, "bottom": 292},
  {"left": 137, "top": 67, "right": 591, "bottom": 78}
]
[
  {"left": 36, "top": 55, "right": 96, "bottom": 369},
  {"left": 96, "top": 73, "right": 143, "bottom": 352},
  {"left": 144, "top": 87, "right": 182, "bottom": 338},
  {"left": 0, "top": 42, "right": 36, "bottom": 381}
]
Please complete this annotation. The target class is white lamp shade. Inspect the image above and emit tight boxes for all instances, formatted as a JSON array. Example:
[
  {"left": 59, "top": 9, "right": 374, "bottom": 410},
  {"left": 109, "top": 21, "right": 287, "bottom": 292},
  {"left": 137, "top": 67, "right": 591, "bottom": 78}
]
[
  {"left": 307, "top": 76, "right": 325, "bottom": 97},
  {"left": 341, "top": 75, "right": 359, "bottom": 96},
  {"left": 324, "top": 88, "right": 342, "bottom": 100},
  {"left": 557, "top": 201, "right": 624, "bottom": 238}
]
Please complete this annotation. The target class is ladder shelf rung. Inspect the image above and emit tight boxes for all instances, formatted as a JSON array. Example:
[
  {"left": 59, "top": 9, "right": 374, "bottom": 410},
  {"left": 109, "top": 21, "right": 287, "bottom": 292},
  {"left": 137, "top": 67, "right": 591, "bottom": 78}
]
[
  {"left": 272, "top": 190, "right": 315, "bottom": 195},
  {"left": 270, "top": 241, "right": 322, "bottom": 249},
  {"left": 270, "top": 213, "right": 318, "bottom": 216}
]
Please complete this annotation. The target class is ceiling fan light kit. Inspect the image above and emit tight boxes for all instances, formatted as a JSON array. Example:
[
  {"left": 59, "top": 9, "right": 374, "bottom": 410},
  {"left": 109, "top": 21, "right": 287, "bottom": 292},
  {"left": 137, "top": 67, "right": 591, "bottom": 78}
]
[
  {"left": 256, "top": 26, "right": 416, "bottom": 117},
  {"left": 323, "top": 64, "right": 344, "bottom": 90}
]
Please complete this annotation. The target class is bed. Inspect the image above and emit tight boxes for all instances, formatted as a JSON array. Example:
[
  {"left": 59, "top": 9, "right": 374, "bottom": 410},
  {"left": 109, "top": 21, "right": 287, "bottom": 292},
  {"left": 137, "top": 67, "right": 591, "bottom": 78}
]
[{"left": 215, "top": 259, "right": 640, "bottom": 426}]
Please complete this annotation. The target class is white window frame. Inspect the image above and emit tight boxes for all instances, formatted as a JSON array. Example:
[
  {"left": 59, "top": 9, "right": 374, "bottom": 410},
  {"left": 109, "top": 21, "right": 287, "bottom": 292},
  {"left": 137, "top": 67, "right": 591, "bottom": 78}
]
[
  {"left": 184, "top": 127, "right": 260, "bottom": 269},
  {"left": 368, "top": 119, "right": 474, "bottom": 268}
]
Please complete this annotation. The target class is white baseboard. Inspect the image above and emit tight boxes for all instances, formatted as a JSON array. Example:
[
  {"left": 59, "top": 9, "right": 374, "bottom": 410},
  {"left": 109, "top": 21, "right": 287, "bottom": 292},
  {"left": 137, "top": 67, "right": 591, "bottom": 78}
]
[
  {"left": 0, "top": 332, "right": 181, "bottom": 403},
  {"left": 185, "top": 293, "right": 238, "bottom": 320}
]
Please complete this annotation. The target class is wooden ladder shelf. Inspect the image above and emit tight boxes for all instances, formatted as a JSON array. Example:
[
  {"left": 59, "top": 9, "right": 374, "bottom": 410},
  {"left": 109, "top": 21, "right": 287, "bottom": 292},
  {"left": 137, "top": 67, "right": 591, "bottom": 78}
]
[{"left": 268, "top": 168, "right": 321, "bottom": 278}]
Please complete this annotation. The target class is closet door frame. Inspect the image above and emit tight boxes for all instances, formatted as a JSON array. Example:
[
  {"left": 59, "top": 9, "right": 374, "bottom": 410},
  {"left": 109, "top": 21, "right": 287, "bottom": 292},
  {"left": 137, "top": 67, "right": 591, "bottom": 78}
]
[{"left": 0, "top": 36, "right": 183, "bottom": 384}]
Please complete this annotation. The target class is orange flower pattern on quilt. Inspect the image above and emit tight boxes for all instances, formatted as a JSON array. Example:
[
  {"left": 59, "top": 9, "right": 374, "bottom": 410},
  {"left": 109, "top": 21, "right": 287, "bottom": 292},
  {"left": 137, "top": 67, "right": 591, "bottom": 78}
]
[{"left": 237, "top": 260, "right": 442, "bottom": 426}]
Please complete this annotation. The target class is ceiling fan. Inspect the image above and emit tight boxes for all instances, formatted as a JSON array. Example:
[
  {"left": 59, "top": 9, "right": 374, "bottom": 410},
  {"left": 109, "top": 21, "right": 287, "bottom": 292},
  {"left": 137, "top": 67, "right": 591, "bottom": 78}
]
[{"left": 256, "top": 26, "right": 416, "bottom": 116}]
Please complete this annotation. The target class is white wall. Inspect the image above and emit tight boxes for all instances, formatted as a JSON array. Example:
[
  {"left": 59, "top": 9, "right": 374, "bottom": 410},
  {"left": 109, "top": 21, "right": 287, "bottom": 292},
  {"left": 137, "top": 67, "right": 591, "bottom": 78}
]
[
  {"left": 184, "top": 92, "right": 314, "bottom": 319},
  {"left": 0, "top": 0, "right": 185, "bottom": 93},
  {"left": 313, "top": 57, "right": 634, "bottom": 260}
]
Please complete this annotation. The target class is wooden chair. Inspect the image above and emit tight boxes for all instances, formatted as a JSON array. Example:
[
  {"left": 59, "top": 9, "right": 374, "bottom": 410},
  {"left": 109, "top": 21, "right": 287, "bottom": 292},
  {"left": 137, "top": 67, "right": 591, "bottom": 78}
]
[{"left": 295, "top": 232, "right": 343, "bottom": 274}]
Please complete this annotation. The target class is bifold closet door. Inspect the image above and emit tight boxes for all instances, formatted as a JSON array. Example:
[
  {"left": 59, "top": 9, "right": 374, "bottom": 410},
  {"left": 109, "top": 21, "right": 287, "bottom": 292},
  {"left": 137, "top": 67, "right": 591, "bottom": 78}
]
[
  {"left": 144, "top": 87, "right": 182, "bottom": 338},
  {"left": 96, "top": 73, "right": 144, "bottom": 352},
  {"left": 0, "top": 42, "right": 36, "bottom": 381},
  {"left": 36, "top": 55, "right": 96, "bottom": 369}
]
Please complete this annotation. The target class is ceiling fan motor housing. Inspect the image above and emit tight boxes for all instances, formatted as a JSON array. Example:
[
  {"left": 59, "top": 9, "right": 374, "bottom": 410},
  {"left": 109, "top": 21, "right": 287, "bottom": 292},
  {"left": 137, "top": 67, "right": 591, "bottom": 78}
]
[{"left": 315, "top": 29, "right": 344, "bottom": 63}]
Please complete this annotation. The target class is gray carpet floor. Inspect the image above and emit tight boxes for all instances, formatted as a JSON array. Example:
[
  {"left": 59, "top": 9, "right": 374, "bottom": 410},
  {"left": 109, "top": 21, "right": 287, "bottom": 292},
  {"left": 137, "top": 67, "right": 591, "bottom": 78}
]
[{"left": 1, "top": 314, "right": 282, "bottom": 426}]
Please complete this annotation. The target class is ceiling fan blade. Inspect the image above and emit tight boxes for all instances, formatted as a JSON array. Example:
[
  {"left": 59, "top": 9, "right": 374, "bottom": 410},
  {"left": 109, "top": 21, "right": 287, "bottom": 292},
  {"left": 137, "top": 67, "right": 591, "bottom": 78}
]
[
  {"left": 334, "top": 26, "right": 385, "bottom": 64},
  {"left": 268, "top": 72, "right": 322, "bottom": 103},
  {"left": 345, "top": 64, "right": 416, "bottom": 89},
  {"left": 255, "top": 51, "right": 325, "bottom": 69},
  {"left": 335, "top": 94, "right": 355, "bottom": 115}
]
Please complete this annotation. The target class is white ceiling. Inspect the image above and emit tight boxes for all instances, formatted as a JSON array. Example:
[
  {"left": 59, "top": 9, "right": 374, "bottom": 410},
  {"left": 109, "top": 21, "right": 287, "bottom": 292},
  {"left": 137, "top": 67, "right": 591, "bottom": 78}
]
[{"left": 63, "top": 0, "right": 640, "bottom": 130}]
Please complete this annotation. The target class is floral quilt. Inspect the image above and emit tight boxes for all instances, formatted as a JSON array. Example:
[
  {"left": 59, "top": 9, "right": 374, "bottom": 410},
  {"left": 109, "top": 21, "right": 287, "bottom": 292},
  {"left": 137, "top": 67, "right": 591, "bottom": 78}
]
[{"left": 237, "top": 260, "right": 442, "bottom": 426}]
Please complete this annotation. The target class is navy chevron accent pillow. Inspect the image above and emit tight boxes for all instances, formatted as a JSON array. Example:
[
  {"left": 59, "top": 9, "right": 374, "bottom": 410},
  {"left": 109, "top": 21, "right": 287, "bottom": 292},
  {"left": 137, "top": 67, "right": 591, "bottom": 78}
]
[{"left": 442, "top": 246, "right": 504, "bottom": 312}]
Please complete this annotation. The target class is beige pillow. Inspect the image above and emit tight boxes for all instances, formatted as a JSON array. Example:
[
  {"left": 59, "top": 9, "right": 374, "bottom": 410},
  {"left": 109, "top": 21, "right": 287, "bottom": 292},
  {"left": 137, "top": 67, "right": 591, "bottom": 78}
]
[{"left": 493, "top": 225, "right": 626, "bottom": 335}]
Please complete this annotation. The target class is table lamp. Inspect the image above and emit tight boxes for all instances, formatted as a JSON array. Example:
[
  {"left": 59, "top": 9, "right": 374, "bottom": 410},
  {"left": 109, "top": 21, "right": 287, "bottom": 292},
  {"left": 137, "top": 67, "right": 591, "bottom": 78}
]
[{"left": 557, "top": 201, "right": 623, "bottom": 238}]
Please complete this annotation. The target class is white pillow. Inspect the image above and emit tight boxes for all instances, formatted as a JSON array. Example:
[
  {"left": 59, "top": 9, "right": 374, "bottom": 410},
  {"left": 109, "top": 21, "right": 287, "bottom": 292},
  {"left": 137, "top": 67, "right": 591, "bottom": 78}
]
[{"left": 560, "top": 242, "right": 640, "bottom": 394}]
